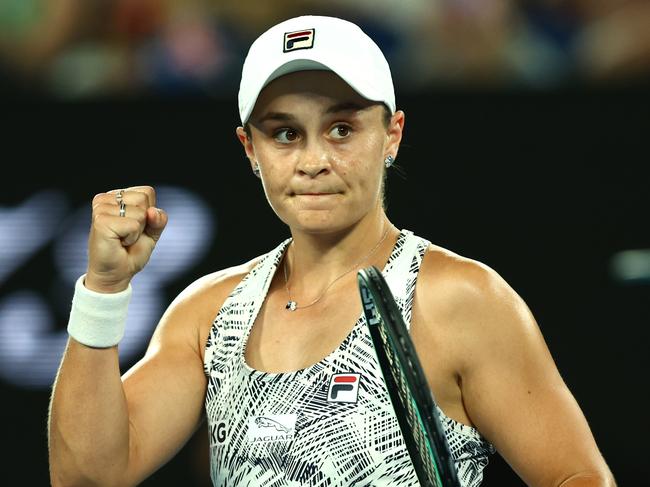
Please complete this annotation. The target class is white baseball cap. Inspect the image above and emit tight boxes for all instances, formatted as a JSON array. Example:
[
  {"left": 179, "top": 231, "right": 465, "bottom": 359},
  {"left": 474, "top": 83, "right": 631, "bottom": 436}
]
[{"left": 238, "top": 15, "right": 396, "bottom": 124}]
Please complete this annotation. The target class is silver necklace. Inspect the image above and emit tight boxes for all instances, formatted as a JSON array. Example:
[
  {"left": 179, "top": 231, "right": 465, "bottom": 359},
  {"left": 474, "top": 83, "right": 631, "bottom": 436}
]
[{"left": 283, "top": 226, "right": 391, "bottom": 311}]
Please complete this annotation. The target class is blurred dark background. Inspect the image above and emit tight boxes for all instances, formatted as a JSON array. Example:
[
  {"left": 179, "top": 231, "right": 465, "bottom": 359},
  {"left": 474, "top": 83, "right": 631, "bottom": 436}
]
[{"left": 1, "top": 1, "right": 649, "bottom": 486}]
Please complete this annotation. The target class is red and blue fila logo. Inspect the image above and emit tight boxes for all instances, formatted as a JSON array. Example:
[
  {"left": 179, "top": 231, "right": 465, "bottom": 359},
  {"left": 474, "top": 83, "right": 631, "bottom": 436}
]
[
  {"left": 327, "top": 373, "right": 361, "bottom": 403},
  {"left": 283, "top": 28, "right": 315, "bottom": 52}
]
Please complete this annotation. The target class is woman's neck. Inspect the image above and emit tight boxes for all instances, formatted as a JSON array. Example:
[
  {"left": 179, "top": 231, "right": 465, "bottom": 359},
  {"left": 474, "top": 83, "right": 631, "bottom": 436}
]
[{"left": 284, "top": 216, "right": 399, "bottom": 293}]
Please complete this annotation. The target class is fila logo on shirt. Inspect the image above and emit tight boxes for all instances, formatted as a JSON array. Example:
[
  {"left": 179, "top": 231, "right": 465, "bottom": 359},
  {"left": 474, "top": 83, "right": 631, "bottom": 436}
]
[
  {"left": 328, "top": 373, "right": 361, "bottom": 403},
  {"left": 284, "top": 28, "right": 315, "bottom": 52}
]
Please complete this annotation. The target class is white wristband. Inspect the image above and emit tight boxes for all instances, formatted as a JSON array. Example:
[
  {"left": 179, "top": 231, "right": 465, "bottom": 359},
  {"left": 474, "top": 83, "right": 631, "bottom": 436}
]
[{"left": 67, "top": 274, "right": 132, "bottom": 348}]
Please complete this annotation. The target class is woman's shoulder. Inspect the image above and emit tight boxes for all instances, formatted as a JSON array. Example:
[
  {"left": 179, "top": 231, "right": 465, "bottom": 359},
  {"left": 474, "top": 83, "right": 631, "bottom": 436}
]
[
  {"left": 415, "top": 241, "right": 540, "bottom": 378},
  {"left": 421, "top": 243, "right": 499, "bottom": 287},
  {"left": 173, "top": 255, "right": 265, "bottom": 310},
  {"left": 168, "top": 236, "right": 290, "bottom": 320},
  {"left": 417, "top": 241, "right": 527, "bottom": 326},
  {"left": 152, "top": 253, "right": 267, "bottom": 349}
]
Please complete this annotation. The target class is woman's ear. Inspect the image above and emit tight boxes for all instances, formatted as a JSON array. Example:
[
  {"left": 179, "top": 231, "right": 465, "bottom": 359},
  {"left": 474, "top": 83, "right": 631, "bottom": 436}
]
[
  {"left": 236, "top": 126, "right": 257, "bottom": 173},
  {"left": 386, "top": 110, "right": 405, "bottom": 160}
]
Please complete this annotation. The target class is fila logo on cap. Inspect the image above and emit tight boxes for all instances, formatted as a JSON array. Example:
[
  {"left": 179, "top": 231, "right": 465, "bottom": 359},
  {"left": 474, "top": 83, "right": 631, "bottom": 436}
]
[
  {"left": 284, "top": 28, "right": 315, "bottom": 52},
  {"left": 327, "top": 373, "right": 361, "bottom": 403}
]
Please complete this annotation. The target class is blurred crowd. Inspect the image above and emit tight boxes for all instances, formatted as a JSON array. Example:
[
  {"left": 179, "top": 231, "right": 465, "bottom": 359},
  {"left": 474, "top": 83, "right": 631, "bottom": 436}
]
[{"left": 1, "top": 0, "right": 649, "bottom": 99}]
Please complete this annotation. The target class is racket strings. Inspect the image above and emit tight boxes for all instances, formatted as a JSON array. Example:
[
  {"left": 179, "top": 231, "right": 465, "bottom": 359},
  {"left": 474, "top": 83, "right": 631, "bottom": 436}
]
[{"left": 378, "top": 325, "right": 444, "bottom": 486}]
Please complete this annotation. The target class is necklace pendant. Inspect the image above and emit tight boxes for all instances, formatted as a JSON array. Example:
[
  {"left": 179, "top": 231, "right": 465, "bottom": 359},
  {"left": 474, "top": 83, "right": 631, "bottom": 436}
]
[{"left": 286, "top": 300, "right": 297, "bottom": 311}]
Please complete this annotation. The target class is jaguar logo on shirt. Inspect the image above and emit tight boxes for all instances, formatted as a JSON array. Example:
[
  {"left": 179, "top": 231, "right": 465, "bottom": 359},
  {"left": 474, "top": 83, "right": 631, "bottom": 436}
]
[
  {"left": 248, "top": 414, "right": 297, "bottom": 443},
  {"left": 328, "top": 373, "right": 361, "bottom": 403},
  {"left": 255, "top": 416, "right": 290, "bottom": 433}
]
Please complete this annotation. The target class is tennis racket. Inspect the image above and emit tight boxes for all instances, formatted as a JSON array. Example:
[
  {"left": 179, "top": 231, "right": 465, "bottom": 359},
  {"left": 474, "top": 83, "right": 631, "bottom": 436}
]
[{"left": 357, "top": 265, "right": 460, "bottom": 487}]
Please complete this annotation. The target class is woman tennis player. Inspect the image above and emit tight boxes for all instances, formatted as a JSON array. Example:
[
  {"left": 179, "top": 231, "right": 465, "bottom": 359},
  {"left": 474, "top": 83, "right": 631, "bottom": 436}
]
[{"left": 48, "top": 15, "right": 616, "bottom": 487}]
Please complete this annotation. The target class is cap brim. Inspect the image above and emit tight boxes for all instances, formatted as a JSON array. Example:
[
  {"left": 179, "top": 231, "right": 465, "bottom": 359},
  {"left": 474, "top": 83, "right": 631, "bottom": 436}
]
[{"left": 241, "top": 58, "right": 391, "bottom": 124}]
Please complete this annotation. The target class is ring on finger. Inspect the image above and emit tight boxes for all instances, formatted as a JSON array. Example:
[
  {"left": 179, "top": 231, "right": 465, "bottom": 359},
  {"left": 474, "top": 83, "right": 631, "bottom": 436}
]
[
  {"left": 119, "top": 200, "right": 126, "bottom": 217},
  {"left": 115, "top": 189, "right": 124, "bottom": 203}
]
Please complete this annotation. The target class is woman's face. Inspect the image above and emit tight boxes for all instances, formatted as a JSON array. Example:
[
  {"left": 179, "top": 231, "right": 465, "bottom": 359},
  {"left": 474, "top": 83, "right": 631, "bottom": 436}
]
[{"left": 237, "top": 70, "right": 403, "bottom": 235}]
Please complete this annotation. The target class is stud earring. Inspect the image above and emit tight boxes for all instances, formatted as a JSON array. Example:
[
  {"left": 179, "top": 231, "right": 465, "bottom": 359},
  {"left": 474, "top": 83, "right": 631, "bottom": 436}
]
[
  {"left": 253, "top": 164, "right": 261, "bottom": 178},
  {"left": 384, "top": 155, "right": 395, "bottom": 168}
]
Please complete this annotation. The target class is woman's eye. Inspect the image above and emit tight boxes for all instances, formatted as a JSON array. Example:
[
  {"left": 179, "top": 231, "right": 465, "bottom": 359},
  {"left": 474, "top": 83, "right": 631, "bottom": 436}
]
[
  {"left": 273, "top": 128, "right": 298, "bottom": 144},
  {"left": 330, "top": 125, "right": 351, "bottom": 139}
]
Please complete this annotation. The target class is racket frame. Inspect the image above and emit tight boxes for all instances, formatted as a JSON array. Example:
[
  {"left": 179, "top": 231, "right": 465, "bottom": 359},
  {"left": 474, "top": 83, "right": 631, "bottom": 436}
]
[{"left": 358, "top": 265, "right": 460, "bottom": 487}]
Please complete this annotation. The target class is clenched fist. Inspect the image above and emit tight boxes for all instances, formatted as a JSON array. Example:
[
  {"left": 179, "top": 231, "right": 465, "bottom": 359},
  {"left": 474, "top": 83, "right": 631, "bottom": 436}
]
[{"left": 85, "top": 186, "right": 168, "bottom": 293}]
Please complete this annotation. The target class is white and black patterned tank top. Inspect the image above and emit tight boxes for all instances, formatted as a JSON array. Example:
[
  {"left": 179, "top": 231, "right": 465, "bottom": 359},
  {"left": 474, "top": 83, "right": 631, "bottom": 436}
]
[{"left": 203, "top": 229, "right": 495, "bottom": 486}]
